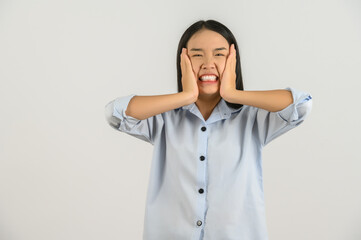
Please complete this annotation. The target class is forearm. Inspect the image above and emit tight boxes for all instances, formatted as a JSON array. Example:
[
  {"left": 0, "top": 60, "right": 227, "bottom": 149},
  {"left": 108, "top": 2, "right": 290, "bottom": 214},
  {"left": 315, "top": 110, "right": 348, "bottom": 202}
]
[
  {"left": 125, "top": 92, "right": 196, "bottom": 120},
  {"left": 224, "top": 89, "right": 293, "bottom": 112}
]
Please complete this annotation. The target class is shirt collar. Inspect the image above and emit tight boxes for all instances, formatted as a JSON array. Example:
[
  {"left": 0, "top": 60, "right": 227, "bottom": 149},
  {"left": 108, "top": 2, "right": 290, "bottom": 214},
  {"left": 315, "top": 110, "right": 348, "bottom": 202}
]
[{"left": 179, "top": 98, "right": 243, "bottom": 122}]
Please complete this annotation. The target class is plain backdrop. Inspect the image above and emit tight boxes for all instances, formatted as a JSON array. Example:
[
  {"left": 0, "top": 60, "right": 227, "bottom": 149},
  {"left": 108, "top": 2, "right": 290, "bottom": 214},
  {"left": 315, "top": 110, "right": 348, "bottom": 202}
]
[{"left": 1, "top": 0, "right": 360, "bottom": 239}]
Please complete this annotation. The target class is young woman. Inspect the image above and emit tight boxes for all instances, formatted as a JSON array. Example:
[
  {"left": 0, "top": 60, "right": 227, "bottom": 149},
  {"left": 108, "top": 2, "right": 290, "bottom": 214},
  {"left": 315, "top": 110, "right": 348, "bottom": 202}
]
[{"left": 105, "top": 19, "right": 313, "bottom": 240}]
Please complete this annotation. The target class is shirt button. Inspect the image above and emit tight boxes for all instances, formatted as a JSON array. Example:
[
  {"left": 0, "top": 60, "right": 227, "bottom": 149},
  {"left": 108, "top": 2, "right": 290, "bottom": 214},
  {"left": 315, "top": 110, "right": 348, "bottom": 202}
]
[
  {"left": 198, "top": 188, "right": 204, "bottom": 194},
  {"left": 201, "top": 126, "right": 207, "bottom": 131},
  {"left": 200, "top": 156, "right": 205, "bottom": 161},
  {"left": 197, "top": 220, "right": 202, "bottom": 226}
]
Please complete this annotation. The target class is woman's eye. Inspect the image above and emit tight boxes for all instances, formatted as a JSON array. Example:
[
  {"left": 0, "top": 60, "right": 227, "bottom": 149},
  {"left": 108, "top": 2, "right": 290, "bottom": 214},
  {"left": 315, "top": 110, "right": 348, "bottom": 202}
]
[{"left": 193, "top": 54, "right": 224, "bottom": 57}]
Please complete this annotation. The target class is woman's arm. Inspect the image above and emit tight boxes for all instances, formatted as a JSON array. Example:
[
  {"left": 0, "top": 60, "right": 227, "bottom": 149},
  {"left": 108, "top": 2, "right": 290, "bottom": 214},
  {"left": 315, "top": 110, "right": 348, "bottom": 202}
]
[
  {"left": 223, "top": 89, "right": 293, "bottom": 112},
  {"left": 125, "top": 92, "right": 196, "bottom": 120},
  {"left": 105, "top": 91, "right": 195, "bottom": 144},
  {"left": 243, "top": 87, "right": 313, "bottom": 147}
]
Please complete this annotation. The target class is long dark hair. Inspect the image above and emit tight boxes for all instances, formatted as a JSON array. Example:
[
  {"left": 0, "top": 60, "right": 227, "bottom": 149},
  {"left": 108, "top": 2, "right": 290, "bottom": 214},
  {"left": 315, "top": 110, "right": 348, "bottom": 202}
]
[{"left": 176, "top": 19, "right": 244, "bottom": 109}]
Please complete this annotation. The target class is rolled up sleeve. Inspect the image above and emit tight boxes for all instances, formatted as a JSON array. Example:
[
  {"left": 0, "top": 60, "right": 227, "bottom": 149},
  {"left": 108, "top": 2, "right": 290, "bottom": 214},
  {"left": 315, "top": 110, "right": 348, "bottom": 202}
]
[
  {"left": 254, "top": 87, "right": 313, "bottom": 147},
  {"left": 104, "top": 94, "right": 164, "bottom": 145}
]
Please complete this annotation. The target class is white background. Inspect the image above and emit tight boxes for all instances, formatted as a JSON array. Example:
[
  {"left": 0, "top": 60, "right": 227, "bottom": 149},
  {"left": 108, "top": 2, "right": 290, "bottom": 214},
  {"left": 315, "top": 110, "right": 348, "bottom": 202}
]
[{"left": 1, "top": 0, "right": 360, "bottom": 239}]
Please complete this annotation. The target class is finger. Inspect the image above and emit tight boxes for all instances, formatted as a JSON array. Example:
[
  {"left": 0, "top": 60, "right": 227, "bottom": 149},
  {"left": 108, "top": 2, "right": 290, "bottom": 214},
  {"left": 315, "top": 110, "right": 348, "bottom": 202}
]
[
  {"left": 230, "top": 45, "right": 236, "bottom": 67},
  {"left": 180, "top": 49, "right": 184, "bottom": 68},
  {"left": 231, "top": 45, "right": 236, "bottom": 58},
  {"left": 181, "top": 48, "right": 187, "bottom": 74},
  {"left": 181, "top": 48, "right": 196, "bottom": 77},
  {"left": 232, "top": 49, "right": 237, "bottom": 72},
  {"left": 225, "top": 50, "right": 232, "bottom": 69},
  {"left": 184, "top": 49, "right": 194, "bottom": 71},
  {"left": 229, "top": 44, "right": 235, "bottom": 59},
  {"left": 231, "top": 53, "right": 236, "bottom": 70},
  {"left": 184, "top": 49, "right": 191, "bottom": 65},
  {"left": 232, "top": 59, "right": 236, "bottom": 71}
]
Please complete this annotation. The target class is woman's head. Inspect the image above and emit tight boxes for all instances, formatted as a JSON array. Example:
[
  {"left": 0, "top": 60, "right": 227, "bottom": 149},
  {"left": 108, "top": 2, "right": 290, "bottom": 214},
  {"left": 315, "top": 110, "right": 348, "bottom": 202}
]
[{"left": 177, "top": 19, "right": 244, "bottom": 109}]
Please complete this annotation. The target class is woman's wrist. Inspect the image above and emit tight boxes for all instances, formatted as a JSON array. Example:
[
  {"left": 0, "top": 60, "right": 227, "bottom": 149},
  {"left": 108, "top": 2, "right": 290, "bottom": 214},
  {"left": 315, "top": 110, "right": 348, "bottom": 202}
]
[{"left": 180, "top": 91, "right": 198, "bottom": 104}]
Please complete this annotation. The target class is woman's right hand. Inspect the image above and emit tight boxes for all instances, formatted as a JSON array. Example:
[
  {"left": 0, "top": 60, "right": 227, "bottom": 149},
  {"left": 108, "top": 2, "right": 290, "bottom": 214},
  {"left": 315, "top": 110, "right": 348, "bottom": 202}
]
[{"left": 180, "top": 48, "right": 199, "bottom": 102}]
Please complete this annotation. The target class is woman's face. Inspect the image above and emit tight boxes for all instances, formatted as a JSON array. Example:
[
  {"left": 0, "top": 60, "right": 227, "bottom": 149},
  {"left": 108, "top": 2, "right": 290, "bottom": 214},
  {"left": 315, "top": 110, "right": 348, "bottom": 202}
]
[{"left": 186, "top": 29, "right": 230, "bottom": 97}]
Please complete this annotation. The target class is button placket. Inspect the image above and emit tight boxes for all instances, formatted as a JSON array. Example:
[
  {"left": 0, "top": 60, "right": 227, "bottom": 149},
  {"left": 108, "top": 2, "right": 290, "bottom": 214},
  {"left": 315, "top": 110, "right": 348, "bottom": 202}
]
[{"left": 195, "top": 125, "right": 208, "bottom": 231}]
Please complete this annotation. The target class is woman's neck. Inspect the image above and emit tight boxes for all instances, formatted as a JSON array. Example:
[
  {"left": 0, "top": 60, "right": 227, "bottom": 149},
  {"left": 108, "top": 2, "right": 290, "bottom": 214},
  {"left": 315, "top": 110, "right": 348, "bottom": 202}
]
[{"left": 195, "top": 94, "right": 222, "bottom": 121}]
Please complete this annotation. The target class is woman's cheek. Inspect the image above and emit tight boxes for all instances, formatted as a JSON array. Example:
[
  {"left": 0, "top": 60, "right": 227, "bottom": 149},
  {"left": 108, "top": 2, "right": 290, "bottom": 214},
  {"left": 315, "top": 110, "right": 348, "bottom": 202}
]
[
  {"left": 216, "top": 64, "right": 224, "bottom": 74},
  {"left": 191, "top": 62, "right": 200, "bottom": 73},
  {"left": 221, "top": 64, "right": 225, "bottom": 71}
]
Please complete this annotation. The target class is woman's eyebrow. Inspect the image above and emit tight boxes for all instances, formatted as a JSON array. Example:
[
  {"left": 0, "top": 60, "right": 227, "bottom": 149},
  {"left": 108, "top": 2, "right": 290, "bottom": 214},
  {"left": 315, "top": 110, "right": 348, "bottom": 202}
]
[{"left": 190, "top": 47, "right": 227, "bottom": 52}]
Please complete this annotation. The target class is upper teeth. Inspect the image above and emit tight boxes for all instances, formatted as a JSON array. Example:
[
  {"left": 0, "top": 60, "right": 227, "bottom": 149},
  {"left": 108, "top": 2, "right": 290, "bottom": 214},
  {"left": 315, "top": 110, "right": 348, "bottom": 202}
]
[{"left": 200, "top": 75, "right": 217, "bottom": 81}]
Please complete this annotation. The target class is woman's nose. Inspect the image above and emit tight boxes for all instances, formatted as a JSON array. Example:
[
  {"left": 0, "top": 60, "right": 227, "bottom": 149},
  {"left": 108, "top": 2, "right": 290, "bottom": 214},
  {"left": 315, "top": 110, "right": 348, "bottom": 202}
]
[{"left": 201, "top": 57, "right": 216, "bottom": 69}]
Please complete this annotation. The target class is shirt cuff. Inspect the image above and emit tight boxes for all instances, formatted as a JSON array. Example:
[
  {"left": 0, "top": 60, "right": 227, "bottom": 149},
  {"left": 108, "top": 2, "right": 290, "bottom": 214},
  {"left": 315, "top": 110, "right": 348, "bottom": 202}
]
[
  {"left": 112, "top": 94, "right": 141, "bottom": 125},
  {"left": 277, "top": 87, "right": 313, "bottom": 124}
]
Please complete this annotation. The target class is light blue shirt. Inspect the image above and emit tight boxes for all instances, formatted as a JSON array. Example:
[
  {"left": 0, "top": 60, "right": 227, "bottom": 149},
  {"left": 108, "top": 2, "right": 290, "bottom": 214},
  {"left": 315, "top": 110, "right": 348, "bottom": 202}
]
[{"left": 104, "top": 87, "right": 313, "bottom": 240}]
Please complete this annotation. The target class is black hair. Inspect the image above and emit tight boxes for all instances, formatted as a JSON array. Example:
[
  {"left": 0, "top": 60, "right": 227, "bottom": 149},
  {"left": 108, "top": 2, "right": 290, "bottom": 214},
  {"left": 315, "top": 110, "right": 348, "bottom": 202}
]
[{"left": 176, "top": 19, "right": 244, "bottom": 109}]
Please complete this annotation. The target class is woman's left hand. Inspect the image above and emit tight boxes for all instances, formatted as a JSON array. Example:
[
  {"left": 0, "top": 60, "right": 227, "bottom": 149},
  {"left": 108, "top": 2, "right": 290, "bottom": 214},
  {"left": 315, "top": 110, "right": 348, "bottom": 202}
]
[{"left": 219, "top": 43, "right": 237, "bottom": 100}]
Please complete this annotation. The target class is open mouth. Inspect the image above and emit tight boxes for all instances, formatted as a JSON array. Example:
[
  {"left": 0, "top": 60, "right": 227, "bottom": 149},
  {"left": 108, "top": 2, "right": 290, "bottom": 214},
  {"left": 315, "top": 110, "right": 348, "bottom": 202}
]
[{"left": 198, "top": 75, "right": 219, "bottom": 83}]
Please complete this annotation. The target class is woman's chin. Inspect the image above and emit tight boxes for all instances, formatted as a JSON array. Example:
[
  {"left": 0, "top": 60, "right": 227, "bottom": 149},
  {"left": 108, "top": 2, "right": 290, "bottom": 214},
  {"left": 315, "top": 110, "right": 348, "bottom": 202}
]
[{"left": 198, "top": 89, "right": 221, "bottom": 97}]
